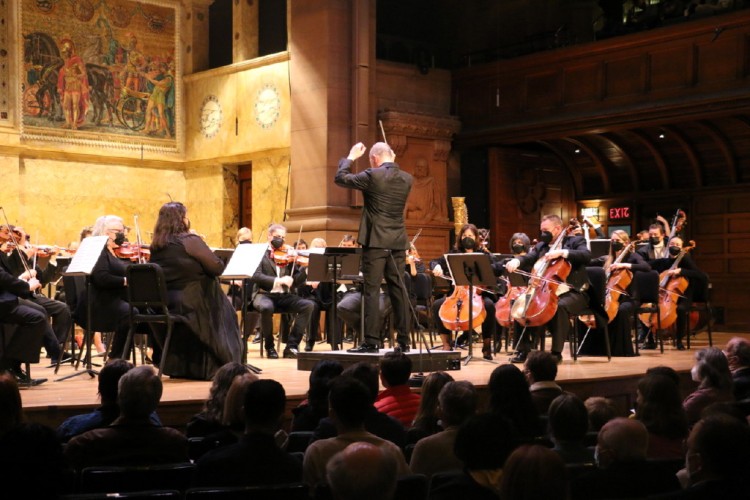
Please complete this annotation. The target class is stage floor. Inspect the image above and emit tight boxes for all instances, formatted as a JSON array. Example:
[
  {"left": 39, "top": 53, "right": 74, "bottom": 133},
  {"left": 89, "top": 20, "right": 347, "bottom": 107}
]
[{"left": 20, "top": 331, "right": 743, "bottom": 430}]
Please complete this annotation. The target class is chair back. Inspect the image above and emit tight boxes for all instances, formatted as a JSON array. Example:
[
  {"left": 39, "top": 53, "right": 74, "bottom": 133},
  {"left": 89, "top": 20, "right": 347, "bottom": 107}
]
[
  {"left": 394, "top": 473, "right": 428, "bottom": 500},
  {"left": 691, "top": 273, "right": 710, "bottom": 303},
  {"left": 126, "top": 264, "right": 169, "bottom": 311},
  {"left": 584, "top": 267, "right": 607, "bottom": 314},
  {"left": 80, "top": 463, "right": 195, "bottom": 494},
  {"left": 62, "top": 275, "right": 87, "bottom": 311},
  {"left": 185, "top": 483, "right": 307, "bottom": 500},
  {"left": 62, "top": 491, "right": 181, "bottom": 500},
  {"left": 286, "top": 431, "right": 313, "bottom": 453},
  {"left": 632, "top": 270, "right": 660, "bottom": 305},
  {"left": 413, "top": 272, "right": 433, "bottom": 303}
]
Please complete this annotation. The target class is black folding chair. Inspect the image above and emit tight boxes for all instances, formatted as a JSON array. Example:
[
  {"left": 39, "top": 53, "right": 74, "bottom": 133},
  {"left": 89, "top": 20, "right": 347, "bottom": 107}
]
[
  {"left": 121, "top": 263, "right": 185, "bottom": 378},
  {"left": 685, "top": 273, "right": 713, "bottom": 349},
  {"left": 572, "top": 267, "right": 611, "bottom": 361},
  {"left": 185, "top": 483, "right": 308, "bottom": 500},
  {"left": 632, "top": 270, "right": 663, "bottom": 353},
  {"left": 79, "top": 463, "right": 195, "bottom": 494},
  {"left": 412, "top": 272, "right": 434, "bottom": 346}
]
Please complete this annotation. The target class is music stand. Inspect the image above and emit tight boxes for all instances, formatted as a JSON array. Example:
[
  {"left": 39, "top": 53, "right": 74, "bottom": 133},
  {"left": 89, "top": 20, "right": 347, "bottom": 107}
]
[
  {"left": 307, "top": 247, "right": 361, "bottom": 351},
  {"left": 57, "top": 236, "right": 109, "bottom": 381},
  {"left": 446, "top": 252, "right": 498, "bottom": 365},
  {"left": 221, "top": 243, "right": 268, "bottom": 373}
]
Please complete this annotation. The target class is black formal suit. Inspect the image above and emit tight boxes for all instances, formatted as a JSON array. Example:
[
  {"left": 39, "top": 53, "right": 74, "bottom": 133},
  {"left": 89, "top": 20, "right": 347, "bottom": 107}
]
[
  {"left": 251, "top": 249, "right": 314, "bottom": 351},
  {"left": 636, "top": 237, "right": 669, "bottom": 260},
  {"left": 516, "top": 234, "right": 591, "bottom": 356},
  {"left": 0, "top": 262, "right": 46, "bottom": 368},
  {"left": 334, "top": 158, "right": 413, "bottom": 347}
]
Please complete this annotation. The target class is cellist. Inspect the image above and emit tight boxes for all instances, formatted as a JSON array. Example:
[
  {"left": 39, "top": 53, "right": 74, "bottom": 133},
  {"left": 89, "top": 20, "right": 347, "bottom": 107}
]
[
  {"left": 505, "top": 214, "right": 591, "bottom": 364},
  {"left": 430, "top": 223, "right": 499, "bottom": 359},
  {"left": 584, "top": 230, "right": 649, "bottom": 357},
  {"left": 644, "top": 236, "right": 706, "bottom": 351}
]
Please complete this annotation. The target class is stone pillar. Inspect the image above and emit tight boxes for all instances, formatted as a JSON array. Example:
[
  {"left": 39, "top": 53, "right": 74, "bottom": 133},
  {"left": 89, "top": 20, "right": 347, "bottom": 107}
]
[
  {"left": 233, "top": 0, "right": 259, "bottom": 62},
  {"left": 184, "top": 0, "right": 214, "bottom": 74}
]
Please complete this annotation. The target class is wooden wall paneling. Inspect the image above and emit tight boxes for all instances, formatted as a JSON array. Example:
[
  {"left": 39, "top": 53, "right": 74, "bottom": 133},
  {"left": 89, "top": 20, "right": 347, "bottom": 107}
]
[
  {"left": 604, "top": 55, "right": 646, "bottom": 99},
  {"left": 649, "top": 45, "right": 692, "bottom": 92},
  {"left": 563, "top": 63, "right": 601, "bottom": 104},
  {"left": 695, "top": 36, "right": 740, "bottom": 85},
  {"left": 525, "top": 70, "right": 562, "bottom": 111}
]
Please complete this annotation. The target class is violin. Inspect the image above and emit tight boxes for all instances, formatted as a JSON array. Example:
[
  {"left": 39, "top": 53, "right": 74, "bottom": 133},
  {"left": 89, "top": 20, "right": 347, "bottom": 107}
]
[
  {"left": 604, "top": 241, "right": 637, "bottom": 323},
  {"left": 510, "top": 219, "right": 576, "bottom": 326},
  {"left": 115, "top": 242, "right": 151, "bottom": 262},
  {"left": 273, "top": 244, "right": 297, "bottom": 267},
  {"left": 639, "top": 241, "right": 695, "bottom": 333}
]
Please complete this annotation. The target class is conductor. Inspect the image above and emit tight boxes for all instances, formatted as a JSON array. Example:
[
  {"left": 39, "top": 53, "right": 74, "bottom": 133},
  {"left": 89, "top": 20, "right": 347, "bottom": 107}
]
[{"left": 335, "top": 142, "right": 413, "bottom": 353}]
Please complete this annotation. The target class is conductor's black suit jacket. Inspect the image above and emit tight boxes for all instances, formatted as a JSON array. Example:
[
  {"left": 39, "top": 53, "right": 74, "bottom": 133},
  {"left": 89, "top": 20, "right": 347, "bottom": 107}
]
[{"left": 334, "top": 159, "right": 413, "bottom": 250}]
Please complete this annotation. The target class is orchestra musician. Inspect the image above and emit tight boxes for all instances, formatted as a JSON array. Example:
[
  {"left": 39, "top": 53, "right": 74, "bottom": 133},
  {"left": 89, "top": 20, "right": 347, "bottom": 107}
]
[
  {"left": 584, "top": 230, "right": 649, "bottom": 357},
  {"left": 334, "top": 142, "right": 413, "bottom": 353},
  {"left": 431, "top": 223, "right": 498, "bottom": 360},
  {"left": 148, "top": 202, "right": 241, "bottom": 380},
  {"left": 505, "top": 214, "right": 592, "bottom": 364},
  {"left": 642, "top": 236, "right": 706, "bottom": 351},
  {"left": 636, "top": 222, "right": 670, "bottom": 260},
  {"left": 250, "top": 223, "right": 314, "bottom": 359}
]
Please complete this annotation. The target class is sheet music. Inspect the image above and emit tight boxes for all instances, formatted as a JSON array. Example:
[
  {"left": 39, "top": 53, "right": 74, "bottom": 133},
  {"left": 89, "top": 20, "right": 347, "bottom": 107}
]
[
  {"left": 221, "top": 243, "right": 268, "bottom": 279},
  {"left": 63, "top": 236, "right": 109, "bottom": 275}
]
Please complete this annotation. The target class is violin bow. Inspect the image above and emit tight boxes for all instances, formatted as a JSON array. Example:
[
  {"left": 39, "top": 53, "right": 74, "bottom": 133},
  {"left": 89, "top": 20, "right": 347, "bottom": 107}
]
[{"left": 289, "top": 225, "right": 304, "bottom": 277}]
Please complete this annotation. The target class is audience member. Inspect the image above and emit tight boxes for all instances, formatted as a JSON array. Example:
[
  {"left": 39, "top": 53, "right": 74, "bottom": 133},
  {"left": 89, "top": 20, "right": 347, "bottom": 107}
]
[
  {"left": 292, "top": 359, "right": 343, "bottom": 432},
  {"left": 407, "top": 370, "right": 454, "bottom": 444},
  {"left": 499, "top": 444, "right": 567, "bottom": 500},
  {"left": 57, "top": 359, "right": 161, "bottom": 443},
  {"left": 64, "top": 365, "right": 188, "bottom": 470},
  {"left": 198, "top": 372, "right": 260, "bottom": 453},
  {"left": 723, "top": 336, "right": 750, "bottom": 401},
  {"left": 524, "top": 350, "right": 563, "bottom": 415},
  {"left": 326, "top": 442, "right": 398, "bottom": 500},
  {"left": 429, "top": 412, "right": 519, "bottom": 500},
  {"left": 374, "top": 350, "right": 421, "bottom": 427},
  {"left": 658, "top": 415, "right": 750, "bottom": 498},
  {"left": 548, "top": 393, "right": 595, "bottom": 464},
  {"left": 187, "top": 361, "right": 250, "bottom": 438},
  {"left": 193, "top": 379, "right": 302, "bottom": 487},
  {"left": 312, "top": 362, "right": 407, "bottom": 448},
  {"left": 584, "top": 396, "right": 618, "bottom": 432},
  {"left": 0, "top": 372, "right": 23, "bottom": 438},
  {"left": 634, "top": 372, "right": 688, "bottom": 459},
  {"left": 571, "top": 418, "right": 680, "bottom": 499},
  {"left": 646, "top": 365, "right": 681, "bottom": 386},
  {"left": 487, "top": 364, "right": 543, "bottom": 440},
  {"left": 410, "top": 380, "right": 477, "bottom": 478},
  {"left": 683, "top": 347, "right": 734, "bottom": 426},
  {"left": 303, "top": 376, "right": 409, "bottom": 491}
]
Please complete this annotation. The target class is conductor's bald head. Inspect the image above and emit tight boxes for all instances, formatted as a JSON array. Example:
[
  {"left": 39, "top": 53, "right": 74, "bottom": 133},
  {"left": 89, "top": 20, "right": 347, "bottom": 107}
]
[{"left": 369, "top": 142, "right": 395, "bottom": 168}]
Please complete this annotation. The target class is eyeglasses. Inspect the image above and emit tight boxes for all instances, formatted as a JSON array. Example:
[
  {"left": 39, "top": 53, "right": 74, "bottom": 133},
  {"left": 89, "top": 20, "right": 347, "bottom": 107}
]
[{"left": 107, "top": 228, "right": 124, "bottom": 233}]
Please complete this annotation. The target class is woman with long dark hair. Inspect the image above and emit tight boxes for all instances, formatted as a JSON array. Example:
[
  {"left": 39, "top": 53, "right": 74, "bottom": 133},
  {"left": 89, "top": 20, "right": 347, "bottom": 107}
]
[
  {"left": 634, "top": 372, "right": 688, "bottom": 459},
  {"left": 487, "top": 364, "right": 543, "bottom": 440},
  {"left": 149, "top": 202, "right": 241, "bottom": 380}
]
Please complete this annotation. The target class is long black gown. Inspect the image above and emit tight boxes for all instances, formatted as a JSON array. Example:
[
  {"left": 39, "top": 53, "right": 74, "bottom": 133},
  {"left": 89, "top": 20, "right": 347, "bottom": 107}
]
[{"left": 150, "top": 234, "right": 241, "bottom": 380}]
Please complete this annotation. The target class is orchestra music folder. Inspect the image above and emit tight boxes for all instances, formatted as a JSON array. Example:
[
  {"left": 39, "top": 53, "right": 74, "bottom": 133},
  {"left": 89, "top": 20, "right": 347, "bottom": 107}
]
[
  {"left": 220, "top": 243, "right": 268, "bottom": 279},
  {"left": 63, "top": 236, "right": 109, "bottom": 276}
]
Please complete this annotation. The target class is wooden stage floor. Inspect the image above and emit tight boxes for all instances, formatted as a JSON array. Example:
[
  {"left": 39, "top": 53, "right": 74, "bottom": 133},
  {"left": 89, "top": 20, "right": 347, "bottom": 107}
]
[{"left": 20, "top": 331, "right": 746, "bottom": 431}]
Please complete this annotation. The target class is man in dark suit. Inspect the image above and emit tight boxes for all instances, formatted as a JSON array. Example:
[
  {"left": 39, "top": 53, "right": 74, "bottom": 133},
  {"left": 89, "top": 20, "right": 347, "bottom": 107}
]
[
  {"left": 334, "top": 142, "right": 413, "bottom": 353},
  {"left": 0, "top": 260, "right": 47, "bottom": 386},
  {"left": 251, "top": 223, "right": 314, "bottom": 359},
  {"left": 505, "top": 214, "right": 591, "bottom": 363}
]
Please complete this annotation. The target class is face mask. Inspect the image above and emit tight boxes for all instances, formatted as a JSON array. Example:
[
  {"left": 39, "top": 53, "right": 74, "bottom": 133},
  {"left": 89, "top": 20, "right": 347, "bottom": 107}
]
[
  {"left": 539, "top": 231, "right": 553, "bottom": 244},
  {"left": 669, "top": 246, "right": 681, "bottom": 257},
  {"left": 114, "top": 232, "right": 126, "bottom": 246},
  {"left": 461, "top": 237, "right": 476, "bottom": 250},
  {"left": 271, "top": 237, "right": 284, "bottom": 250},
  {"left": 691, "top": 364, "right": 700, "bottom": 382},
  {"left": 511, "top": 244, "right": 526, "bottom": 254},
  {"left": 611, "top": 241, "right": 624, "bottom": 252},
  {"left": 650, "top": 236, "right": 661, "bottom": 246}
]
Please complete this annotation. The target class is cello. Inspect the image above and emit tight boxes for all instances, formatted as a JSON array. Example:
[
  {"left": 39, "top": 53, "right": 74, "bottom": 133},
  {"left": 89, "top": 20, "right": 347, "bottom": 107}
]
[
  {"left": 604, "top": 241, "right": 637, "bottom": 323},
  {"left": 510, "top": 220, "right": 577, "bottom": 326},
  {"left": 438, "top": 284, "right": 487, "bottom": 332},
  {"left": 639, "top": 241, "right": 695, "bottom": 332},
  {"left": 494, "top": 277, "right": 524, "bottom": 328}
]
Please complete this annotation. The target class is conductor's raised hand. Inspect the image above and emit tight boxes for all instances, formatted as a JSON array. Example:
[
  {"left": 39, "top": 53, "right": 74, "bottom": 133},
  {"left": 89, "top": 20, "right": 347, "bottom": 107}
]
[{"left": 347, "top": 142, "right": 367, "bottom": 161}]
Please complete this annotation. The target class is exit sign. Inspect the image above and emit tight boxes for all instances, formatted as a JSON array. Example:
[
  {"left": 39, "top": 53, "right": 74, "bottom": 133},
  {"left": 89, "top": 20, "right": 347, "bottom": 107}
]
[{"left": 609, "top": 207, "right": 631, "bottom": 220}]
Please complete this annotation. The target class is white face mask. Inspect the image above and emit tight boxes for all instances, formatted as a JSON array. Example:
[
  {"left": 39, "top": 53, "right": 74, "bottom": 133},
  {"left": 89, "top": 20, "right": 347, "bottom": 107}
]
[{"left": 691, "top": 364, "right": 701, "bottom": 383}]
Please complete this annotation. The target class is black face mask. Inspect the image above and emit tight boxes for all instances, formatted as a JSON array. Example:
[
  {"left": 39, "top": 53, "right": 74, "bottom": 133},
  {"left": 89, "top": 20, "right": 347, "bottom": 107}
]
[
  {"left": 611, "top": 241, "right": 624, "bottom": 252},
  {"left": 511, "top": 244, "right": 526, "bottom": 254},
  {"left": 539, "top": 231, "right": 553, "bottom": 244},
  {"left": 114, "top": 232, "right": 126, "bottom": 246},
  {"left": 271, "top": 237, "right": 285, "bottom": 250},
  {"left": 669, "top": 246, "right": 681, "bottom": 257},
  {"left": 461, "top": 237, "right": 476, "bottom": 250},
  {"left": 649, "top": 236, "right": 661, "bottom": 246}
]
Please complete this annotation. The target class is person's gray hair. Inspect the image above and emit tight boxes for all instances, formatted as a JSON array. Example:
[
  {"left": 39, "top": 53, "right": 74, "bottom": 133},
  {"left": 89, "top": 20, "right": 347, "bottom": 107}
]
[
  {"left": 326, "top": 442, "right": 397, "bottom": 500},
  {"left": 92, "top": 215, "right": 124, "bottom": 236},
  {"left": 117, "top": 365, "right": 162, "bottom": 418}
]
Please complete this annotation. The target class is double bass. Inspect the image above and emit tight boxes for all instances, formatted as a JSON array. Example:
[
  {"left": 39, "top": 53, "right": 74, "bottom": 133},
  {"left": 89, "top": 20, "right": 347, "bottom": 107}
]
[
  {"left": 510, "top": 220, "right": 577, "bottom": 326},
  {"left": 604, "top": 241, "right": 637, "bottom": 323},
  {"left": 639, "top": 241, "right": 695, "bottom": 332}
]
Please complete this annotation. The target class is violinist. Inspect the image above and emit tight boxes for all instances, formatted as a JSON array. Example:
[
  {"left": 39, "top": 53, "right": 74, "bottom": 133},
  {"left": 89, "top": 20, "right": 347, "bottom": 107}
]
[
  {"left": 0, "top": 224, "right": 72, "bottom": 364},
  {"left": 236, "top": 227, "right": 252, "bottom": 244},
  {"left": 643, "top": 236, "right": 706, "bottom": 351},
  {"left": 149, "top": 202, "right": 241, "bottom": 379},
  {"left": 431, "top": 223, "right": 498, "bottom": 360},
  {"left": 250, "top": 223, "right": 314, "bottom": 359},
  {"left": 636, "top": 222, "right": 669, "bottom": 260},
  {"left": 584, "top": 230, "right": 649, "bottom": 357},
  {"left": 505, "top": 214, "right": 591, "bottom": 364}
]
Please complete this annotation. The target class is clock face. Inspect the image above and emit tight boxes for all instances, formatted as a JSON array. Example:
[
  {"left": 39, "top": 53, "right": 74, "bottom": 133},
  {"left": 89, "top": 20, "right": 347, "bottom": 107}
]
[
  {"left": 200, "top": 95, "right": 222, "bottom": 138},
  {"left": 254, "top": 84, "right": 281, "bottom": 129}
]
